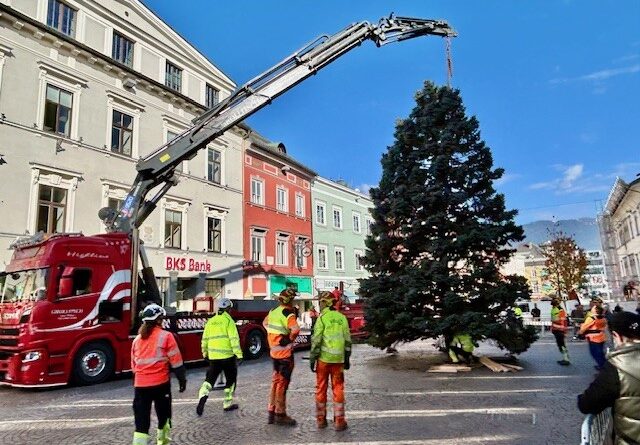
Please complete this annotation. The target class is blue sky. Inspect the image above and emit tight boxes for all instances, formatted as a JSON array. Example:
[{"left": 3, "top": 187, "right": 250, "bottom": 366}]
[{"left": 145, "top": 1, "right": 640, "bottom": 224}]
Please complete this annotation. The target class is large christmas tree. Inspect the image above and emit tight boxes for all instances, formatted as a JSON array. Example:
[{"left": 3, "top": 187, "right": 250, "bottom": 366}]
[{"left": 360, "top": 81, "right": 537, "bottom": 354}]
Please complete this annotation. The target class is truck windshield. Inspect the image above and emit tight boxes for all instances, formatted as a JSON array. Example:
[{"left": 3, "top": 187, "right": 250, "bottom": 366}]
[{"left": 0, "top": 268, "right": 49, "bottom": 303}]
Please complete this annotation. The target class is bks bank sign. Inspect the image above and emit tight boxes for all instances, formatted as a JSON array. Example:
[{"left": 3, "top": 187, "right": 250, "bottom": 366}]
[{"left": 165, "top": 256, "right": 212, "bottom": 273}]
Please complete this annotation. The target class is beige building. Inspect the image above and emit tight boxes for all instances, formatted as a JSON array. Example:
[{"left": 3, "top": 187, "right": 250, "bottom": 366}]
[
  {"left": 600, "top": 177, "right": 640, "bottom": 298},
  {"left": 0, "top": 0, "right": 246, "bottom": 306}
]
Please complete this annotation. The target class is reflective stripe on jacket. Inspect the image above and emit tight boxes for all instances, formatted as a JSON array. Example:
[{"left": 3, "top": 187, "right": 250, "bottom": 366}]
[
  {"left": 580, "top": 315, "right": 607, "bottom": 343},
  {"left": 450, "top": 333, "right": 474, "bottom": 353},
  {"left": 310, "top": 308, "right": 352, "bottom": 364},
  {"left": 201, "top": 311, "right": 243, "bottom": 360},
  {"left": 551, "top": 307, "right": 568, "bottom": 332},
  {"left": 131, "top": 327, "right": 183, "bottom": 387},
  {"left": 263, "top": 305, "right": 300, "bottom": 359}
]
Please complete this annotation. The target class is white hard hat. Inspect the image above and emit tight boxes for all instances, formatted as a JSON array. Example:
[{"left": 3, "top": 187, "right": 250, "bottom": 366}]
[
  {"left": 218, "top": 297, "right": 233, "bottom": 310},
  {"left": 140, "top": 303, "right": 166, "bottom": 322}
]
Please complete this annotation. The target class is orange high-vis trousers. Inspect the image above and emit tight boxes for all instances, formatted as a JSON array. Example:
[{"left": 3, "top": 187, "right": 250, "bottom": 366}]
[
  {"left": 315, "top": 361, "right": 345, "bottom": 425},
  {"left": 268, "top": 357, "right": 295, "bottom": 415}
]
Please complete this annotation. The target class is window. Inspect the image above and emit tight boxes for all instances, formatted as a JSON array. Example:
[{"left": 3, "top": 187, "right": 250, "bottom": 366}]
[
  {"left": 251, "top": 229, "right": 266, "bottom": 263},
  {"left": 317, "top": 245, "right": 328, "bottom": 269},
  {"left": 111, "top": 110, "right": 133, "bottom": 156},
  {"left": 366, "top": 218, "right": 373, "bottom": 236},
  {"left": 295, "top": 237, "right": 309, "bottom": 269},
  {"left": 277, "top": 187, "right": 288, "bottom": 212},
  {"left": 43, "top": 84, "right": 73, "bottom": 136},
  {"left": 167, "top": 131, "right": 182, "bottom": 172},
  {"left": 71, "top": 269, "right": 92, "bottom": 296},
  {"left": 112, "top": 32, "right": 134, "bottom": 67},
  {"left": 206, "top": 84, "right": 219, "bottom": 108},
  {"left": 47, "top": 0, "right": 76, "bottom": 37},
  {"left": 208, "top": 148, "right": 221, "bottom": 184},
  {"left": 276, "top": 233, "right": 289, "bottom": 266},
  {"left": 335, "top": 247, "right": 344, "bottom": 271},
  {"left": 352, "top": 212, "right": 361, "bottom": 233},
  {"left": 37, "top": 185, "right": 67, "bottom": 234},
  {"left": 205, "top": 279, "right": 224, "bottom": 298},
  {"left": 354, "top": 250, "right": 364, "bottom": 271},
  {"left": 164, "top": 210, "right": 182, "bottom": 249},
  {"left": 295, "top": 194, "right": 305, "bottom": 217},
  {"left": 165, "top": 61, "right": 182, "bottom": 92},
  {"left": 207, "top": 217, "right": 222, "bottom": 253},
  {"left": 333, "top": 206, "right": 343, "bottom": 229},
  {"left": 251, "top": 178, "right": 264, "bottom": 205},
  {"left": 315, "top": 201, "right": 326, "bottom": 225}
]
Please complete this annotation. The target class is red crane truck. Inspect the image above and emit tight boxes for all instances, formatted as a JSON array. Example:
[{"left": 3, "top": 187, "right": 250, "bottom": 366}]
[{"left": 0, "top": 16, "right": 454, "bottom": 387}]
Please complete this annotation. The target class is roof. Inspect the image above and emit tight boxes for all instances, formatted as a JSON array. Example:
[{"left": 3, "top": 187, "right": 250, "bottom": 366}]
[{"left": 247, "top": 131, "right": 317, "bottom": 178}]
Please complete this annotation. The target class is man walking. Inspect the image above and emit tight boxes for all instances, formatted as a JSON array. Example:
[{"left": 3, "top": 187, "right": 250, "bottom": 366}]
[
  {"left": 197, "top": 297, "right": 242, "bottom": 416},
  {"left": 578, "top": 311, "right": 640, "bottom": 444},
  {"left": 551, "top": 298, "right": 570, "bottom": 365},
  {"left": 310, "top": 291, "right": 352, "bottom": 431},
  {"left": 264, "top": 288, "right": 300, "bottom": 426}
]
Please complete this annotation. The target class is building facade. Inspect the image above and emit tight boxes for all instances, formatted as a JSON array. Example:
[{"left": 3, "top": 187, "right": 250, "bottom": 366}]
[
  {"left": 0, "top": 0, "right": 245, "bottom": 308},
  {"left": 600, "top": 177, "right": 640, "bottom": 299},
  {"left": 312, "top": 177, "right": 372, "bottom": 300},
  {"left": 242, "top": 132, "right": 315, "bottom": 299}
]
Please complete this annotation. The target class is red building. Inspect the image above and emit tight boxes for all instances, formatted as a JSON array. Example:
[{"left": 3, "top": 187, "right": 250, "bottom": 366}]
[{"left": 242, "top": 132, "right": 315, "bottom": 299}]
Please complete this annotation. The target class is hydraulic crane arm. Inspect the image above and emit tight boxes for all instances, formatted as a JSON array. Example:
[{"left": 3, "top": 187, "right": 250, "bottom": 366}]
[{"left": 100, "top": 15, "right": 456, "bottom": 233}]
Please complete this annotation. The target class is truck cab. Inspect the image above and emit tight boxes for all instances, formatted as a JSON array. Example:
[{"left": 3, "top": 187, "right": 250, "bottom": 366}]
[{"left": 0, "top": 232, "right": 133, "bottom": 387}]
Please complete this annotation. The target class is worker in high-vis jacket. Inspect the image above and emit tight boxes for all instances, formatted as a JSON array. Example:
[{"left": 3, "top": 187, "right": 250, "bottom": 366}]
[
  {"left": 448, "top": 332, "right": 475, "bottom": 365},
  {"left": 551, "top": 298, "right": 570, "bottom": 366},
  {"left": 310, "top": 291, "right": 352, "bottom": 431},
  {"left": 263, "top": 288, "right": 300, "bottom": 426},
  {"left": 580, "top": 305, "right": 608, "bottom": 370},
  {"left": 131, "top": 304, "right": 186, "bottom": 445},
  {"left": 197, "top": 297, "right": 243, "bottom": 416}
]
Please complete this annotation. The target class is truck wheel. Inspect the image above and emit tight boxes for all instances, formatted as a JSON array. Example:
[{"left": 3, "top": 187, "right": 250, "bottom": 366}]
[
  {"left": 245, "top": 329, "right": 265, "bottom": 360},
  {"left": 72, "top": 342, "right": 115, "bottom": 385}
]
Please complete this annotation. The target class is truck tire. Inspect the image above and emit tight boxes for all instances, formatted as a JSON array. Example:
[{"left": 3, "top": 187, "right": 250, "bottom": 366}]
[
  {"left": 244, "top": 329, "right": 265, "bottom": 360},
  {"left": 72, "top": 342, "right": 115, "bottom": 385}
]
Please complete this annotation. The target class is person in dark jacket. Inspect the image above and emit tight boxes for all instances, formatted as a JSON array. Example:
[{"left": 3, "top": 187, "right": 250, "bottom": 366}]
[{"left": 578, "top": 311, "right": 640, "bottom": 445}]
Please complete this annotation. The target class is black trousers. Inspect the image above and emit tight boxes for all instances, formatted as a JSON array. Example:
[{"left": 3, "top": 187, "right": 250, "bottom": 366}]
[
  {"left": 206, "top": 356, "right": 237, "bottom": 389},
  {"left": 133, "top": 382, "right": 172, "bottom": 434},
  {"left": 552, "top": 330, "right": 566, "bottom": 352}
]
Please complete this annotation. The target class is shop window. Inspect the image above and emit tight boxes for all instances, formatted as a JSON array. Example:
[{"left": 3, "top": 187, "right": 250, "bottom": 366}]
[{"left": 205, "top": 279, "right": 224, "bottom": 298}]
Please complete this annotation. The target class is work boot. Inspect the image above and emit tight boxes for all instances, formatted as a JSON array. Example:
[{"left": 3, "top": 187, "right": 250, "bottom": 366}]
[
  {"left": 274, "top": 413, "right": 297, "bottom": 426},
  {"left": 557, "top": 360, "right": 571, "bottom": 366},
  {"left": 335, "top": 420, "right": 348, "bottom": 431},
  {"left": 267, "top": 410, "right": 275, "bottom": 424},
  {"left": 224, "top": 403, "right": 239, "bottom": 412},
  {"left": 316, "top": 417, "right": 328, "bottom": 429},
  {"left": 196, "top": 395, "right": 208, "bottom": 416},
  {"left": 132, "top": 432, "right": 149, "bottom": 445}
]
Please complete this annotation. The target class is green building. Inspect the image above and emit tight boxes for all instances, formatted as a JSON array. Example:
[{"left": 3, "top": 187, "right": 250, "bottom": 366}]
[{"left": 311, "top": 177, "right": 373, "bottom": 300}]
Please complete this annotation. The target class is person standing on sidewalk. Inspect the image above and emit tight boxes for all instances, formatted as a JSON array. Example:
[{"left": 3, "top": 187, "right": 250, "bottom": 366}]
[
  {"left": 263, "top": 288, "right": 300, "bottom": 426},
  {"left": 580, "top": 305, "right": 608, "bottom": 370},
  {"left": 310, "top": 291, "right": 352, "bottom": 431},
  {"left": 578, "top": 311, "right": 640, "bottom": 444},
  {"left": 197, "top": 297, "right": 243, "bottom": 416},
  {"left": 551, "top": 298, "right": 570, "bottom": 366},
  {"left": 131, "top": 304, "right": 187, "bottom": 445}
]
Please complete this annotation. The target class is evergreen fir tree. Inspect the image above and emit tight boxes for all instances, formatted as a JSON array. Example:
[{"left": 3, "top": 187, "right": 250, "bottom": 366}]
[{"left": 360, "top": 81, "right": 537, "bottom": 354}]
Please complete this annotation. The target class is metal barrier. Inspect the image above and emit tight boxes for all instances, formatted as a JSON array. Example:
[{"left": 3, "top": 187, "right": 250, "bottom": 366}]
[{"left": 581, "top": 408, "right": 613, "bottom": 445}]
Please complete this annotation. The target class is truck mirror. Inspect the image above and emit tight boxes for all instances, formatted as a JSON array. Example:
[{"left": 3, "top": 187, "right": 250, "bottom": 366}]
[
  {"left": 58, "top": 266, "right": 75, "bottom": 299},
  {"left": 58, "top": 277, "right": 74, "bottom": 299}
]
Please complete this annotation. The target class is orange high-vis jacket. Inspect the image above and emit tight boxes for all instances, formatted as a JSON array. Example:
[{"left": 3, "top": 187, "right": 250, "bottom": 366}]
[
  {"left": 263, "top": 304, "right": 300, "bottom": 360},
  {"left": 580, "top": 315, "right": 607, "bottom": 344},
  {"left": 131, "top": 327, "right": 183, "bottom": 387},
  {"left": 551, "top": 307, "right": 568, "bottom": 333}
]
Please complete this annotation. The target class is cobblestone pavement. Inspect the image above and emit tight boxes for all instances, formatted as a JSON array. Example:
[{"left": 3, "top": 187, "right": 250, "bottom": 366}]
[{"left": 0, "top": 330, "right": 600, "bottom": 445}]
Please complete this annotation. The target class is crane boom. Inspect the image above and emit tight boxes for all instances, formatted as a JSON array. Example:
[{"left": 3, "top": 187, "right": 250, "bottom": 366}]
[{"left": 100, "top": 15, "right": 455, "bottom": 233}]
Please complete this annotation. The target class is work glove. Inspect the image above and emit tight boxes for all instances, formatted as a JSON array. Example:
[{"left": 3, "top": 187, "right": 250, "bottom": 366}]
[
  {"left": 310, "top": 359, "right": 316, "bottom": 373},
  {"left": 279, "top": 337, "right": 292, "bottom": 347},
  {"left": 344, "top": 351, "right": 351, "bottom": 370},
  {"left": 178, "top": 379, "right": 187, "bottom": 393}
]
